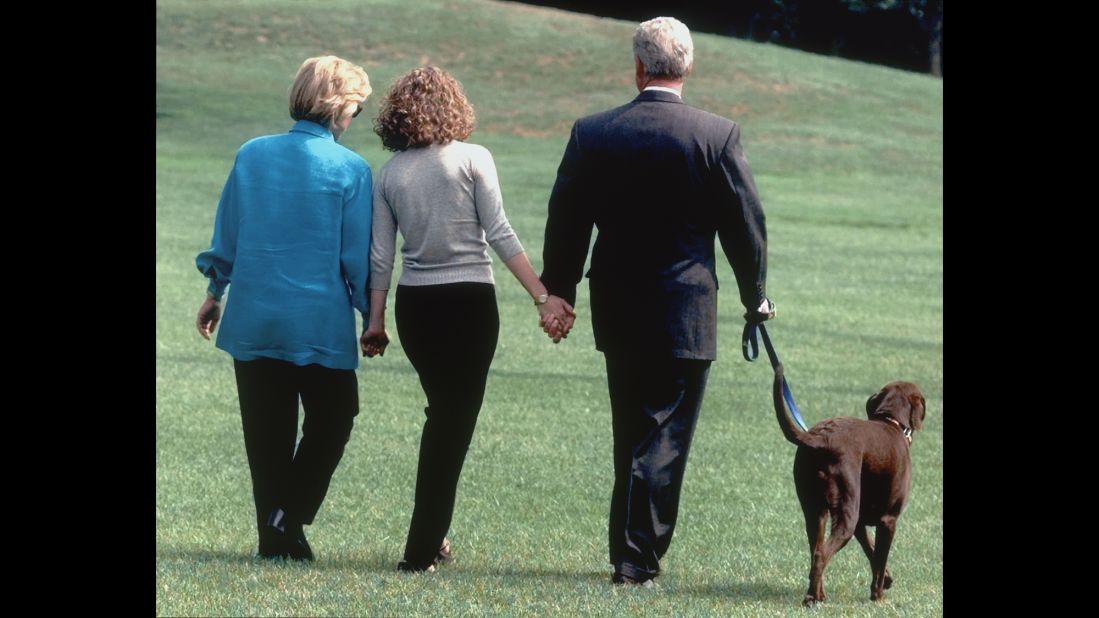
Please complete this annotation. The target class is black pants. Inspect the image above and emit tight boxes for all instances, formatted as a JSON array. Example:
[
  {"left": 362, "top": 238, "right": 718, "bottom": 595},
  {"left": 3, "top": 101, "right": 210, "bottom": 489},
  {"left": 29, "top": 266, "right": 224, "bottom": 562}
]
[
  {"left": 396, "top": 282, "right": 499, "bottom": 568},
  {"left": 604, "top": 353, "right": 711, "bottom": 581},
  {"left": 233, "top": 358, "right": 358, "bottom": 537}
]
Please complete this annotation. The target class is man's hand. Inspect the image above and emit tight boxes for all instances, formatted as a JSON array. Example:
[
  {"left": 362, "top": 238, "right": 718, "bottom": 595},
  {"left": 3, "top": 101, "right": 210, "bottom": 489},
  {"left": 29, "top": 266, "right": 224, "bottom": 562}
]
[
  {"left": 744, "top": 298, "right": 776, "bottom": 324},
  {"left": 538, "top": 295, "right": 576, "bottom": 343}
]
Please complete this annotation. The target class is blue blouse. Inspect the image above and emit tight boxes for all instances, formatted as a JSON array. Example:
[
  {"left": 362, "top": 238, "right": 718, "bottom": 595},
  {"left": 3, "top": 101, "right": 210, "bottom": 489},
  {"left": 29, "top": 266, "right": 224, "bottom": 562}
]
[{"left": 196, "top": 120, "right": 373, "bottom": 370}]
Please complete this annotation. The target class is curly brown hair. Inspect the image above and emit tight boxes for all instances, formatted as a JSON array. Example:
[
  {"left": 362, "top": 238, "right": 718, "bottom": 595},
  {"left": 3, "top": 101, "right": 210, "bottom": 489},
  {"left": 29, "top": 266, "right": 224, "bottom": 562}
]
[{"left": 373, "top": 66, "right": 476, "bottom": 151}]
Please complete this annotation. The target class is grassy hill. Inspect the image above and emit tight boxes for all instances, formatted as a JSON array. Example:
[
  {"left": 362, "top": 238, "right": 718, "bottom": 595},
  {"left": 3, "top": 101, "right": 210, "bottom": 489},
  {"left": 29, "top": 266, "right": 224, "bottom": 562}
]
[{"left": 157, "top": 0, "right": 942, "bottom": 614}]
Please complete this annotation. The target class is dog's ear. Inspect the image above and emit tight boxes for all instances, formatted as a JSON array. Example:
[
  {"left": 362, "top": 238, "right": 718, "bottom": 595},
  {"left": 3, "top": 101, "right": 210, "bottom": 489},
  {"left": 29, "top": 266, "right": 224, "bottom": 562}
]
[
  {"left": 909, "top": 391, "right": 926, "bottom": 431},
  {"left": 865, "top": 390, "right": 885, "bottom": 417}
]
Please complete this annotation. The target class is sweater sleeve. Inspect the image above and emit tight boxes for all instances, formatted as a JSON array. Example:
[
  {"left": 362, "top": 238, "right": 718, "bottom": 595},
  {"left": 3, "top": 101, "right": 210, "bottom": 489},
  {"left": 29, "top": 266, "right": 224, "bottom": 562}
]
[
  {"left": 369, "top": 170, "right": 398, "bottom": 291},
  {"left": 471, "top": 146, "right": 524, "bottom": 261}
]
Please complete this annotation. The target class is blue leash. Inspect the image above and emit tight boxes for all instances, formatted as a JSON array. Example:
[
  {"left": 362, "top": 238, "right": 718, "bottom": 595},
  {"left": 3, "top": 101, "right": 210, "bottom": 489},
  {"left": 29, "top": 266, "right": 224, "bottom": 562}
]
[{"left": 742, "top": 321, "right": 810, "bottom": 431}]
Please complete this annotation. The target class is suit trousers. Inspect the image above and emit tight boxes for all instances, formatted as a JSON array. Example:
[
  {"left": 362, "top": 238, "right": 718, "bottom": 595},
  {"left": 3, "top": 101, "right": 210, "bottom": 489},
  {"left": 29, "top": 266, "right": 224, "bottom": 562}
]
[
  {"left": 604, "top": 352, "right": 711, "bottom": 581},
  {"left": 395, "top": 282, "right": 499, "bottom": 568},
  {"left": 233, "top": 358, "right": 358, "bottom": 536}
]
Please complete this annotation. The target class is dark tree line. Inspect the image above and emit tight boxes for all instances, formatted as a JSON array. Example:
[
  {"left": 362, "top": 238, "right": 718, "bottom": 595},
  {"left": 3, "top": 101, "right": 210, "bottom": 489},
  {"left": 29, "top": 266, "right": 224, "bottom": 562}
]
[{"left": 513, "top": 0, "right": 943, "bottom": 77}]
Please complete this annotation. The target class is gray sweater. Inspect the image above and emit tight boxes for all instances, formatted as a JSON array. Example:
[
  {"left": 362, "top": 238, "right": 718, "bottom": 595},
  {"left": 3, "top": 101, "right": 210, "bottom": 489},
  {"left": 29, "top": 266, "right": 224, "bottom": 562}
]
[{"left": 369, "top": 141, "right": 524, "bottom": 289}]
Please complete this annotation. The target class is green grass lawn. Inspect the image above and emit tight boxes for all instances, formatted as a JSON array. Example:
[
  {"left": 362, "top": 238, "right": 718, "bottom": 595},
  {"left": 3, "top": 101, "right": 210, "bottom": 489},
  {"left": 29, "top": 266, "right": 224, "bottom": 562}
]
[{"left": 157, "top": 0, "right": 942, "bottom": 614}]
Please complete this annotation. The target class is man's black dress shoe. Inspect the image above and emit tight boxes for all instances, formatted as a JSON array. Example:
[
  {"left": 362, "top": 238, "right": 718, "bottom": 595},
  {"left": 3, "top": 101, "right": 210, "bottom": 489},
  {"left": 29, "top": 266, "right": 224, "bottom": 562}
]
[
  {"left": 257, "top": 526, "right": 287, "bottom": 560},
  {"left": 264, "top": 507, "right": 314, "bottom": 562},
  {"left": 612, "top": 571, "right": 657, "bottom": 588},
  {"left": 396, "top": 538, "right": 453, "bottom": 572},
  {"left": 396, "top": 559, "right": 436, "bottom": 573}
]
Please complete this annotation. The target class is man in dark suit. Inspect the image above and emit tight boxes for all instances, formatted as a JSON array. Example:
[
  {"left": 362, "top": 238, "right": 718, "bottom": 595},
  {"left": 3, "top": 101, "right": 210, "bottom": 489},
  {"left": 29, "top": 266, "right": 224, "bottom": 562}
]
[{"left": 539, "top": 16, "right": 775, "bottom": 587}]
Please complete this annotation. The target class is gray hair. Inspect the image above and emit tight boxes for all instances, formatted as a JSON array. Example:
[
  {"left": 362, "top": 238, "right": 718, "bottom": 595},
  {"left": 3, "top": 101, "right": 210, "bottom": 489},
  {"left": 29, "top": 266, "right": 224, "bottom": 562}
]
[{"left": 633, "top": 17, "right": 694, "bottom": 79}]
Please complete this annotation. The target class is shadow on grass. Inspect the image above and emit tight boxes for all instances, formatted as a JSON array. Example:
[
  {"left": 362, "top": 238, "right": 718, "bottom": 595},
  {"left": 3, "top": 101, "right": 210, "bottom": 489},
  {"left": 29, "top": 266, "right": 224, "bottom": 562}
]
[
  {"left": 454, "top": 563, "right": 608, "bottom": 585},
  {"left": 157, "top": 546, "right": 396, "bottom": 573},
  {"left": 158, "top": 546, "right": 795, "bottom": 600},
  {"left": 460, "top": 566, "right": 792, "bottom": 600},
  {"left": 674, "top": 579, "right": 793, "bottom": 601}
]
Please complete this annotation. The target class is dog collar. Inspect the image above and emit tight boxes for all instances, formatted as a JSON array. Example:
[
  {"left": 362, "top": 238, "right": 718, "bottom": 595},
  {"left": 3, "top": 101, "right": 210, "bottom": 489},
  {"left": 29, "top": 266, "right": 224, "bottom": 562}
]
[{"left": 878, "top": 416, "right": 913, "bottom": 445}]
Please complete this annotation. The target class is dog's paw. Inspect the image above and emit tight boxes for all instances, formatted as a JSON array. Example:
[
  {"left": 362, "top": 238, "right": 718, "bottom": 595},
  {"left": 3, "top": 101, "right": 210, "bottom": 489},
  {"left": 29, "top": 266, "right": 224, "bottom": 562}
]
[
  {"left": 870, "top": 589, "right": 887, "bottom": 602},
  {"left": 802, "top": 594, "right": 825, "bottom": 607}
]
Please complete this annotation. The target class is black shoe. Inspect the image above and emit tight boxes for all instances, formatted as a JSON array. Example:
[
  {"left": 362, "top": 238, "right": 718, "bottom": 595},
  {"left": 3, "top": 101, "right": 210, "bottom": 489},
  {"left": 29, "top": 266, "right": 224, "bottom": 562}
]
[
  {"left": 256, "top": 540, "right": 288, "bottom": 560},
  {"left": 612, "top": 572, "right": 657, "bottom": 588},
  {"left": 282, "top": 525, "right": 314, "bottom": 562},
  {"left": 265, "top": 508, "right": 314, "bottom": 562},
  {"left": 256, "top": 546, "right": 287, "bottom": 560},
  {"left": 256, "top": 520, "right": 288, "bottom": 559},
  {"left": 396, "top": 559, "right": 436, "bottom": 573},
  {"left": 396, "top": 538, "right": 452, "bottom": 573}
]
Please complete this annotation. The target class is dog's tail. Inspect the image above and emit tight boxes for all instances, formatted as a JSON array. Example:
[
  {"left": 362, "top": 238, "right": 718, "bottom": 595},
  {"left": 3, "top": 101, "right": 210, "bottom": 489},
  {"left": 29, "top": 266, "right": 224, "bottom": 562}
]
[{"left": 773, "top": 363, "right": 821, "bottom": 448}]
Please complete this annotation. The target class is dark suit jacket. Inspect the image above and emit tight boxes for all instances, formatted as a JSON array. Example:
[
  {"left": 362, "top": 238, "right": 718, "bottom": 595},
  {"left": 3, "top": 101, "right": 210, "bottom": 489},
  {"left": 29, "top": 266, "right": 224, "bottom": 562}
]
[{"left": 541, "top": 89, "right": 767, "bottom": 360}]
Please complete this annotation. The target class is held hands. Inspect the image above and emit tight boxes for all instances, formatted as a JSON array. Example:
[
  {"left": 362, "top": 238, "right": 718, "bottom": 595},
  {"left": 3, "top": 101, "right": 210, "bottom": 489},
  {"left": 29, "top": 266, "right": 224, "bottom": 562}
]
[
  {"left": 196, "top": 296, "right": 221, "bottom": 340},
  {"left": 537, "top": 295, "right": 576, "bottom": 344},
  {"left": 360, "top": 323, "right": 390, "bottom": 358}
]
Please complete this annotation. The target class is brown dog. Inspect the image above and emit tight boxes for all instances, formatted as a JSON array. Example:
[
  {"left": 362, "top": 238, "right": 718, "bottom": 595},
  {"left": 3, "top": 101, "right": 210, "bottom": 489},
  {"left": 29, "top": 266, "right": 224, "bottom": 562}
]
[{"left": 773, "top": 365, "right": 926, "bottom": 606}]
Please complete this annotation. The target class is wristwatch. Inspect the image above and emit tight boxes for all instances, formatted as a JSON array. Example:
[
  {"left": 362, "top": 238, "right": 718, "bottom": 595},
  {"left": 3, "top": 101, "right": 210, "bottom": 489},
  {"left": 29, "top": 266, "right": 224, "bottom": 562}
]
[{"left": 534, "top": 293, "right": 549, "bottom": 306}]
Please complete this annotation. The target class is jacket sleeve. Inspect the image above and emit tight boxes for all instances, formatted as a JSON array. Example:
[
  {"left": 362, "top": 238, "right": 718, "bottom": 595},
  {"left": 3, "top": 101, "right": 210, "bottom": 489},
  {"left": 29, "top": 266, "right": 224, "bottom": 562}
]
[
  {"left": 540, "top": 122, "right": 595, "bottom": 307},
  {"left": 714, "top": 123, "right": 768, "bottom": 311}
]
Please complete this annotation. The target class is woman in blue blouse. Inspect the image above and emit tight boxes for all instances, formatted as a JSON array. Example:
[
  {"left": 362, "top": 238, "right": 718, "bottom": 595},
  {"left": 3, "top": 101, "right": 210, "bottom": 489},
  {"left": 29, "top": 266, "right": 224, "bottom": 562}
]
[{"left": 195, "top": 55, "right": 373, "bottom": 561}]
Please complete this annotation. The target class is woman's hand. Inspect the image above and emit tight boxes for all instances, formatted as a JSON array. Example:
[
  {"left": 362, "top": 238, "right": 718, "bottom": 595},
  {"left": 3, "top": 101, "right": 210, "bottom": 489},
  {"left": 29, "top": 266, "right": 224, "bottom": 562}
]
[
  {"left": 361, "top": 324, "right": 390, "bottom": 357},
  {"left": 197, "top": 296, "right": 221, "bottom": 340},
  {"left": 537, "top": 296, "right": 575, "bottom": 344}
]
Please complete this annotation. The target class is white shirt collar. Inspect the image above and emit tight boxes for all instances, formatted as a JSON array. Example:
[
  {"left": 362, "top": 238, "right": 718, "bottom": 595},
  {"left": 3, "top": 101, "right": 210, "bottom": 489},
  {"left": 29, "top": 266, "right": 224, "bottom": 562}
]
[{"left": 643, "top": 86, "right": 682, "bottom": 98}]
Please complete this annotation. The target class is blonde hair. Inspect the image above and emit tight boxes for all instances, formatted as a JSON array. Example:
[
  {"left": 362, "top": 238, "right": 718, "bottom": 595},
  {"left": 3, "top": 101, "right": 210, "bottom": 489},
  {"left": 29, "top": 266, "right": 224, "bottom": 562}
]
[
  {"left": 373, "top": 66, "right": 475, "bottom": 151},
  {"left": 289, "top": 55, "right": 372, "bottom": 133},
  {"left": 633, "top": 17, "right": 694, "bottom": 79}
]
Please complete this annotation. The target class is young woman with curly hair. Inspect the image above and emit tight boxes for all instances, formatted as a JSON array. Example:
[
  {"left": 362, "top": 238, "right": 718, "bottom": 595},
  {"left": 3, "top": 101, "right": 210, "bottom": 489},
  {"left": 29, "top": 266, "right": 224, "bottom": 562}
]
[{"left": 360, "top": 66, "right": 573, "bottom": 572}]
